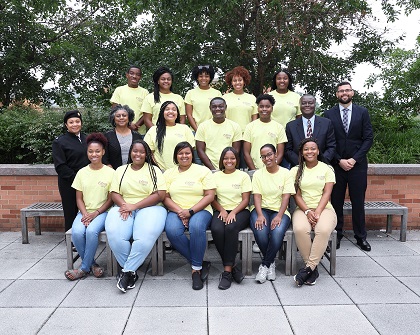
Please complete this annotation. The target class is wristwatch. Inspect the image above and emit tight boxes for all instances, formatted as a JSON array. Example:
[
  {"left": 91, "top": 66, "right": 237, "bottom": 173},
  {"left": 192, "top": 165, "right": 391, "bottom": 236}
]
[
  {"left": 304, "top": 209, "right": 311, "bottom": 216},
  {"left": 189, "top": 209, "right": 195, "bottom": 216}
]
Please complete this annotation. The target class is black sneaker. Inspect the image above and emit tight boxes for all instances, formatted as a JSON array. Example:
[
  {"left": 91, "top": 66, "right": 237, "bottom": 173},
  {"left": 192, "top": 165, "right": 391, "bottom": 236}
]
[
  {"left": 192, "top": 271, "right": 204, "bottom": 290},
  {"left": 294, "top": 266, "right": 313, "bottom": 287},
  {"left": 218, "top": 271, "right": 233, "bottom": 290},
  {"left": 231, "top": 265, "right": 244, "bottom": 283},
  {"left": 127, "top": 271, "right": 138, "bottom": 289},
  {"left": 304, "top": 267, "right": 319, "bottom": 285},
  {"left": 117, "top": 271, "right": 130, "bottom": 293}
]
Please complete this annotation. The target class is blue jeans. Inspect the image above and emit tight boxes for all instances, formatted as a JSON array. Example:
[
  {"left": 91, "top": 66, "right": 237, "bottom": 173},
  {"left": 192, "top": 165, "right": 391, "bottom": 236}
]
[
  {"left": 250, "top": 209, "right": 291, "bottom": 267},
  {"left": 165, "top": 210, "right": 212, "bottom": 270},
  {"left": 105, "top": 205, "right": 167, "bottom": 272},
  {"left": 72, "top": 212, "right": 107, "bottom": 273}
]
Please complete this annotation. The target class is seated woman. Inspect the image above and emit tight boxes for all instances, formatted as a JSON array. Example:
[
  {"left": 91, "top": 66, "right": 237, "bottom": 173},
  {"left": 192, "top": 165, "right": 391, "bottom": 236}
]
[
  {"left": 163, "top": 141, "right": 216, "bottom": 290},
  {"left": 105, "top": 140, "right": 167, "bottom": 293},
  {"left": 250, "top": 144, "right": 294, "bottom": 283},
  {"left": 144, "top": 101, "right": 195, "bottom": 171},
  {"left": 290, "top": 137, "right": 337, "bottom": 286},
  {"left": 65, "top": 133, "right": 114, "bottom": 280},
  {"left": 211, "top": 147, "right": 251, "bottom": 289},
  {"left": 103, "top": 104, "right": 142, "bottom": 170}
]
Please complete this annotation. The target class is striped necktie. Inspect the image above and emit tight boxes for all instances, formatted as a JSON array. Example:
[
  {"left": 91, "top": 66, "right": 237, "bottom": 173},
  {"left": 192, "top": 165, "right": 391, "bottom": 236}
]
[
  {"left": 306, "top": 119, "right": 312, "bottom": 138},
  {"left": 342, "top": 108, "right": 349, "bottom": 133}
]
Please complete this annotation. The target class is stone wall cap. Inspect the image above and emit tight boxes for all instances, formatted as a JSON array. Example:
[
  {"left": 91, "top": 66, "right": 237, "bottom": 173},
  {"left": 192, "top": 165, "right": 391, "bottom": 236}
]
[
  {"left": 368, "top": 164, "right": 420, "bottom": 175},
  {"left": 0, "top": 164, "right": 57, "bottom": 176}
]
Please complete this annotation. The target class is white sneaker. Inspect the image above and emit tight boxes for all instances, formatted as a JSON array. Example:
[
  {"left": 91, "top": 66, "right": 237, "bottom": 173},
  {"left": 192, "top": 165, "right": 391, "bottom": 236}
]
[
  {"left": 255, "top": 264, "right": 268, "bottom": 283},
  {"left": 267, "top": 262, "right": 276, "bottom": 281},
  {"left": 252, "top": 242, "right": 261, "bottom": 253}
]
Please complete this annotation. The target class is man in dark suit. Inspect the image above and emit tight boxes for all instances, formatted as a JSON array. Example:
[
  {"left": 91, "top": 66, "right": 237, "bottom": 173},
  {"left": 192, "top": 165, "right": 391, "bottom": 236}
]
[
  {"left": 324, "top": 82, "right": 374, "bottom": 251},
  {"left": 285, "top": 94, "right": 336, "bottom": 167}
]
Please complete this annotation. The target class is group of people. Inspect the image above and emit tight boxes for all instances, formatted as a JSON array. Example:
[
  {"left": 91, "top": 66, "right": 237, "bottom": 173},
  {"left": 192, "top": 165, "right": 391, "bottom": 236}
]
[{"left": 52, "top": 64, "right": 373, "bottom": 292}]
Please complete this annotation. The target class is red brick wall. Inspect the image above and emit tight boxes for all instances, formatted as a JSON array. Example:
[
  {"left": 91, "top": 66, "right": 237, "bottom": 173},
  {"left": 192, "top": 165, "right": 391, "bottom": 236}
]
[{"left": 0, "top": 167, "right": 419, "bottom": 232}]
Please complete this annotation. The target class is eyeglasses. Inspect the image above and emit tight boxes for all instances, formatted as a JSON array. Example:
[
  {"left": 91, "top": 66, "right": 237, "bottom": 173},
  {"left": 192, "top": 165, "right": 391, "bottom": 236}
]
[
  {"left": 198, "top": 65, "right": 210, "bottom": 70},
  {"left": 337, "top": 89, "right": 353, "bottom": 94},
  {"left": 260, "top": 152, "right": 274, "bottom": 160}
]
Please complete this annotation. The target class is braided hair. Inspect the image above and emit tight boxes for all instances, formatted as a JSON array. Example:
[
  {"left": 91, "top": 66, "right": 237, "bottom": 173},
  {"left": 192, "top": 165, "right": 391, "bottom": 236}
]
[
  {"left": 294, "top": 137, "right": 321, "bottom": 192},
  {"left": 120, "top": 140, "right": 159, "bottom": 193},
  {"left": 155, "top": 101, "right": 180, "bottom": 154}
]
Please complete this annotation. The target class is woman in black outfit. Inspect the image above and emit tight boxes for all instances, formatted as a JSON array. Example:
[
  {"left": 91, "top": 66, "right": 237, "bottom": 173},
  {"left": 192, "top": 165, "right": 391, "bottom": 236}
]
[
  {"left": 103, "top": 104, "right": 142, "bottom": 170},
  {"left": 52, "top": 110, "right": 90, "bottom": 232}
]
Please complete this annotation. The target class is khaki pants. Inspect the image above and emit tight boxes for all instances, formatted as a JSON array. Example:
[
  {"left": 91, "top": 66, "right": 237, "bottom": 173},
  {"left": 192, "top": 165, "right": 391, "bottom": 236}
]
[{"left": 292, "top": 208, "right": 337, "bottom": 270}]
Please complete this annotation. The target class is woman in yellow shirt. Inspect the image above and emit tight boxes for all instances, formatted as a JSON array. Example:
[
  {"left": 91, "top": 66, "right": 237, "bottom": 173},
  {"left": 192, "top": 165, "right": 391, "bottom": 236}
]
[
  {"left": 211, "top": 147, "right": 252, "bottom": 289},
  {"left": 290, "top": 137, "right": 337, "bottom": 286},
  {"left": 65, "top": 133, "right": 114, "bottom": 280},
  {"left": 163, "top": 142, "right": 216, "bottom": 290},
  {"left": 144, "top": 101, "right": 195, "bottom": 171},
  {"left": 250, "top": 144, "right": 294, "bottom": 283}
]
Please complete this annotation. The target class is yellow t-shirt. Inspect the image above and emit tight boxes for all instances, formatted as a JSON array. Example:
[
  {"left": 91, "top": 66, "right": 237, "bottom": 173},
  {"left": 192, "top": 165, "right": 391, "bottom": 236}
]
[
  {"left": 141, "top": 92, "right": 186, "bottom": 126},
  {"left": 268, "top": 90, "right": 301, "bottom": 128},
  {"left": 110, "top": 163, "right": 166, "bottom": 204},
  {"left": 184, "top": 87, "right": 222, "bottom": 128},
  {"left": 290, "top": 162, "right": 335, "bottom": 209},
  {"left": 110, "top": 84, "right": 149, "bottom": 135},
  {"left": 251, "top": 166, "right": 294, "bottom": 216},
  {"left": 195, "top": 119, "right": 242, "bottom": 169},
  {"left": 213, "top": 170, "right": 252, "bottom": 211},
  {"left": 243, "top": 119, "right": 287, "bottom": 169},
  {"left": 223, "top": 92, "right": 258, "bottom": 133},
  {"left": 164, "top": 164, "right": 216, "bottom": 214},
  {"left": 144, "top": 124, "right": 195, "bottom": 171},
  {"left": 71, "top": 165, "right": 115, "bottom": 212}
]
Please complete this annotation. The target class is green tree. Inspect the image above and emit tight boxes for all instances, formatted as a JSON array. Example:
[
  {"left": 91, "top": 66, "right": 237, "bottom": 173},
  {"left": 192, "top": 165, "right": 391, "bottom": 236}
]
[{"left": 0, "top": 0, "right": 146, "bottom": 108}]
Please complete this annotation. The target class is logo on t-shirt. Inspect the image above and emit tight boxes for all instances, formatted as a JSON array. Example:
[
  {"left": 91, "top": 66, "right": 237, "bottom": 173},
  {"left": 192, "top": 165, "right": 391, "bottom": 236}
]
[
  {"left": 97, "top": 181, "right": 108, "bottom": 188},
  {"left": 232, "top": 183, "right": 241, "bottom": 189},
  {"left": 268, "top": 132, "right": 276, "bottom": 139},
  {"left": 317, "top": 175, "right": 325, "bottom": 180},
  {"left": 139, "top": 180, "right": 149, "bottom": 186},
  {"left": 223, "top": 134, "right": 232, "bottom": 140},
  {"left": 185, "top": 181, "right": 195, "bottom": 187}
]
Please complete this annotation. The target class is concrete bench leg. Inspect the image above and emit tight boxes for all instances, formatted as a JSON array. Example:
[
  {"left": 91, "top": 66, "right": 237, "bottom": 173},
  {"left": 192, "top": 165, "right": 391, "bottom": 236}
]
[
  {"left": 21, "top": 215, "right": 29, "bottom": 244},
  {"left": 66, "top": 229, "right": 74, "bottom": 271},
  {"left": 35, "top": 217, "right": 41, "bottom": 235},
  {"left": 401, "top": 209, "right": 408, "bottom": 242}
]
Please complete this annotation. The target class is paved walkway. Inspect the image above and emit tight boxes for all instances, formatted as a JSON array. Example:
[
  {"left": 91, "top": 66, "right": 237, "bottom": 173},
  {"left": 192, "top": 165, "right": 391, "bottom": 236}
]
[{"left": 1, "top": 229, "right": 420, "bottom": 334}]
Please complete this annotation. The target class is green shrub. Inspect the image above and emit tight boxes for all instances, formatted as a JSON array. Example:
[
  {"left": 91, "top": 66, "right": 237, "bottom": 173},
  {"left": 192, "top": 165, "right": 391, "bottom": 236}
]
[{"left": 0, "top": 106, "right": 111, "bottom": 164}]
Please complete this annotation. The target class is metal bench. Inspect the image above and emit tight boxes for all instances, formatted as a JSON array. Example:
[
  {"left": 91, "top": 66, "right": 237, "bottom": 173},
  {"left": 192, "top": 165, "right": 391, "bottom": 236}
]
[
  {"left": 20, "top": 202, "right": 63, "bottom": 244},
  {"left": 343, "top": 201, "right": 408, "bottom": 242}
]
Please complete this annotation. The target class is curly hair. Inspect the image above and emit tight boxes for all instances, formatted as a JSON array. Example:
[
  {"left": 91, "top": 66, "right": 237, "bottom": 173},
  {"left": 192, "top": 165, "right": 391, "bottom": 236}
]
[
  {"left": 256, "top": 94, "right": 275, "bottom": 106},
  {"left": 155, "top": 101, "right": 181, "bottom": 154},
  {"left": 270, "top": 69, "right": 294, "bottom": 92},
  {"left": 109, "top": 104, "right": 135, "bottom": 128},
  {"left": 152, "top": 66, "right": 173, "bottom": 103},
  {"left": 191, "top": 65, "right": 215, "bottom": 84},
  {"left": 224, "top": 66, "right": 251, "bottom": 86},
  {"left": 86, "top": 132, "right": 108, "bottom": 148}
]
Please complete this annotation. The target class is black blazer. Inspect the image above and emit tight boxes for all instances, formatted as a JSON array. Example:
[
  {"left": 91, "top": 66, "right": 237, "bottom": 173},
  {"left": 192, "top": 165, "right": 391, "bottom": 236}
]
[
  {"left": 285, "top": 115, "right": 336, "bottom": 167},
  {"left": 324, "top": 104, "right": 373, "bottom": 165},
  {"left": 103, "top": 130, "right": 142, "bottom": 170}
]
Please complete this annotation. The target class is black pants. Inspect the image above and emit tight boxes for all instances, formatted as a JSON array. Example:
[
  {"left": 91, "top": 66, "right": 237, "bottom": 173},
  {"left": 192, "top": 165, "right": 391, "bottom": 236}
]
[
  {"left": 331, "top": 163, "right": 368, "bottom": 241},
  {"left": 211, "top": 209, "right": 250, "bottom": 267},
  {"left": 58, "top": 177, "right": 78, "bottom": 232}
]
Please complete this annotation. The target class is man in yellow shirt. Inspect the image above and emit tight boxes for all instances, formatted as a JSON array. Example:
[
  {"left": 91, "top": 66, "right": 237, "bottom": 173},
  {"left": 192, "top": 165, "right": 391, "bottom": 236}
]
[
  {"left": 195, "top": 97, "right": 242, "bottom": 170},
  {"left": 110, "top": 65, "right": 149, "bottom": 135}
]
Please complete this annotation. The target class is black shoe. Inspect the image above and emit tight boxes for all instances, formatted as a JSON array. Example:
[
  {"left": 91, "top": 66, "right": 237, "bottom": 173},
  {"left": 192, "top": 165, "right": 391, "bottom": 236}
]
[
  {"left": 304, "top": 267, "right": 319, "bottom": 285},
  {"left": 294, "top": 266, "right": 313, "bottom": 287},
  {"left": 117, "top": 271, "right": 131, "bottom": 293},
  {"left": 336, "top": 240, "right": 341, "bottom": 250},
  {"left": 200, "top": 261, "right": 211, "bottom": 281},
  {"left": 192, "top": 271, "right": 204, "bottom": 290},
  {"left": 127, "top": 271, "right": 138, "bottom": 289},
  {"left": 218, "top": 271, "right": 233, "bottom": 290},
  {"left": 357, "top": 239, "right": 371, "bottom": 251},
  {"left": 231, "top": 265, "right": 244, "bottom": 283}
]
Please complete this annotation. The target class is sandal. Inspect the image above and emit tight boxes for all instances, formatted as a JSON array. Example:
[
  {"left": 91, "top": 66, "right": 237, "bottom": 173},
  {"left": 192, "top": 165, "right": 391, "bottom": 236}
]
[
  {"left": 64, "top": 269, "right": 87, "bottom": 281},
  {"left": 91, "top": 264, "right": 104, "bottom": 278}
]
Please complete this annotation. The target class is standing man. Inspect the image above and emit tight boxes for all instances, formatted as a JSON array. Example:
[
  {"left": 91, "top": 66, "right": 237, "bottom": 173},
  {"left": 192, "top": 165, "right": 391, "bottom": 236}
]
[
  {"left": 195, "top": 97, "right": 242, "bottom": 170},
  {"left": 285, "top": 94, "right": 336, "bottom": 167},
  {"left": 110, "top": 65, "right": 149, "bottom": 136},
  {"left": 324, "top": 82, "right": 373, "bottom": 251}
]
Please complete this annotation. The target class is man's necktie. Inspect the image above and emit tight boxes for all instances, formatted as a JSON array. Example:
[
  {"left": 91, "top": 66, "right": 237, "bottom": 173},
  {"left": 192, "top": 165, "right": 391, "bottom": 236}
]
[
  {"left": 342, "top": 108, "right": 349, "bottom": 133},
  {"left": 306, "top": 119, "right": 312, "bottom": 138}
]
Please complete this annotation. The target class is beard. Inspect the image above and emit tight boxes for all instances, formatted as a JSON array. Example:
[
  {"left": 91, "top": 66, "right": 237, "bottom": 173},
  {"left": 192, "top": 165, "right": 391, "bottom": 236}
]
[{"left": 338, "top": 95, "right": 353, "bottom": 104}]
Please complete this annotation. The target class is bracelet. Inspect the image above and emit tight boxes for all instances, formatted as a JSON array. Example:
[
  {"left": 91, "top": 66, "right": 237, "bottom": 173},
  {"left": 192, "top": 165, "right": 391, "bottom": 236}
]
[
  {"left": 304, "top": 209, "right": 311, "bottom": 216},
  {"left": 96, "top": 210, "right": 100, "bottom": 215}
]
